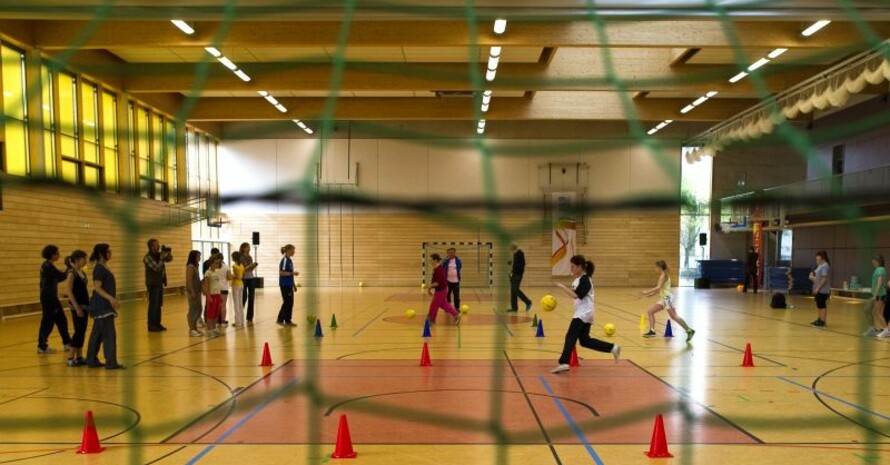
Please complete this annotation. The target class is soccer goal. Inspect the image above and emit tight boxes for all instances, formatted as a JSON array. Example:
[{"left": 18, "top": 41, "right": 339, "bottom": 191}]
[{"left": 421, "top": 241, "right": 494, "bottom": 288}]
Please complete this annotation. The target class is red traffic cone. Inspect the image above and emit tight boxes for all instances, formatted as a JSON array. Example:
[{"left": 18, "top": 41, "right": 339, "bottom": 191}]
[
  {"left": 259, "top": 342, "right": 274, "bottom": 367},
  {"left": 741, "top": 342, "right": 755, "bottom": 367},
  {"left": 569, "top": 346, "right": 580, "bottom": 367},
  {"left": 331, "top": 414, "right": 358, "bottom": 459},
  {"left": 77, "top": 410, "right": 105, "bottom": 454},
  {"left": 419, "top": 342, "right": 432, "bottom": 366},
  {"left": 644, "top": 414, "right": 673, "bottom": 458}
]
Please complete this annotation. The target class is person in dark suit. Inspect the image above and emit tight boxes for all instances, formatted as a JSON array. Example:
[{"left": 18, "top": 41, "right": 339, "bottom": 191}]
[
  {"left": 743, "top": 246, "right": 759, "bottom": 293},
  {"left": 507, "top": 243, "right": 532, "bottom": 312}
]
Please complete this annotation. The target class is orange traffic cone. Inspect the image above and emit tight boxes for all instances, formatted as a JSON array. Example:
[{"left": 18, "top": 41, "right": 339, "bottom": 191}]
[
  {"left": 569, "top": 346, "right": 580, "bottom": 367},
  {"left": 741, "top": 342, "right": 755, "bottom": 367},
  {"left": 77, "top": 410, "right": 105, "bottom": 454},
  {"left": 331, "top": 414, "right": 358, "bottom": 459},
  {"left": 259, "top": 342, "right": 274, "bottom": 367},
  {"left": 419, "top": 342, "right": 432, "bottom": 366},
  {"left": 644, "top": 414, "right": 673, "bottom": 458}
]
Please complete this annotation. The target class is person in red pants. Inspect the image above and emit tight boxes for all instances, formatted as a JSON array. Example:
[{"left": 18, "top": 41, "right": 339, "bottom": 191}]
[{"left": 427, "top": 254, "right": 460, "bottom": 325}]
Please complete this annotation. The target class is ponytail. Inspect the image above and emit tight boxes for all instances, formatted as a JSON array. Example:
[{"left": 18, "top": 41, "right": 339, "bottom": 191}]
[
  {"left": 585, "top": 260, "right": 595, "bottom": 277},
  {"left": 816, "top": 250, "right": 830, "bottom": 265},
  {"left": 282, "top": 244, "right": 295, "bottom": 255},
  {"left": 90, "top": 244, "right": 110, "bottom": 263},
  {"left": 65, "top": 250, "right": 88, "bottom": 269},
  {"left": 655, "top": 260, "right": 668, "bottom": 271},
  {"left": 569, "top": 255, "right": 595, "bottom": 276}
]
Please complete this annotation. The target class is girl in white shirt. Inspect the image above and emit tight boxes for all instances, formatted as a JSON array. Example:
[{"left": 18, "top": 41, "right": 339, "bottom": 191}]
[{"left": 550, "top": 255, "right": 620, "bottom": 374}]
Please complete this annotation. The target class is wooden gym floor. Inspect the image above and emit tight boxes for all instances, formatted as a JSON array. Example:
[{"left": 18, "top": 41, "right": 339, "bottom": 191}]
[{"left": 0, "top": 286, "right": 888, "bottom": 464}]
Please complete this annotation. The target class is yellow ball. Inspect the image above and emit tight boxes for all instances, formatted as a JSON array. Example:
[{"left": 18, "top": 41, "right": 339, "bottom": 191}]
[
  {"left": 604, "top": 323, "right": 616, "bottom": 336},
  {"left": 405, "top": 309, "right": 416, "bottom": 319},
  {"left": 307, "top": 315, "right": 317, "bottom": 324},
  {"left": 460, "top": 304, "right": 469, "bottom": 314},
  {"left": 420, "top": 283, "right": 427, "bottom": 289},
  {"left": 358, "top": 281, "right": 364, "bottom": 287},
  {"left": 541, "top": 295, "right": 557, "bottom": 311},
  {"left": 736, "top": 284, "right": 744, "bottom": 292}
]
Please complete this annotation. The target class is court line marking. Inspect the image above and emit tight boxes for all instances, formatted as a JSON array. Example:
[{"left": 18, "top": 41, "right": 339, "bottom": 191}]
[
  {"left": 538, "top": 376, "right": 606, "bottom": 465},
  {"left": 183, "top": 376, "right": 301, "bottom": 465},
  {"left": 777, "top": 376, "right": 890, "bottom": 421},
  {"left": 503, "top": 352, "right": 562, "bottom": 465},
  {"left": 492, "top": 308, "right": 515, "bottom": 337},
  {"left": 351, "top": 308, "right": 389, "bottom": 337}
]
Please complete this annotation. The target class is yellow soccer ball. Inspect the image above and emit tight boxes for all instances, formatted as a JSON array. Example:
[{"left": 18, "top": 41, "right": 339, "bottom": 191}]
[
  {"left": 358, "top": 281, "right": 364, "bottom": 287},
  {"left": 604, "top": 323, "right": 616, "bottom": 336},
  {"left": 405, "top": 309, "right": 416, "bottom": 319},
  {"left": 736, "top": 284, "right": 744, "bottom": 292},
  {"left": 460, "top": 304, "right": 470, "bottom": 314},
  {"left": 541, "top": 295, "right": 557, "bottom": 312}
]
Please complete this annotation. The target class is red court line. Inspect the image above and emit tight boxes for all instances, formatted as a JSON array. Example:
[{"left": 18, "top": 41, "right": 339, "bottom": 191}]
[{"left": 167, "top": 360, "right": 756, "bottom": 446}]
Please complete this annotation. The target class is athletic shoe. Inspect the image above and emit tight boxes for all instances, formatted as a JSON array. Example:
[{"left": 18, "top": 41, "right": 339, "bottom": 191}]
[
  {"left": 863, "top": 327, "right": 879, "bottom": 336},
  {"left": 506, "top": 308, "right": 518, "bottom": 312},
  {"left": 686, "top": 329, "right": 696, "bottom": 343},
  {"left": 284, "top": 321, "right": 297, "bottom": 327},
  {"left": 148, "top": 326, "right": 164, "bottom": 332},
  {"left": 550, "top": 364, "right": 570, "bottom": 374},
  {"left": 810, "top": 319, "right": 821, "bottom": 326},
  {"left": 812, "top": 319, "right": 826, "bottom": 328},
  {"left": 232, "top": 323, "right": 244, "bottom": 328},
  {"left": 37, "top": 347, "right": 56, "bottom": 354},
  {"left": 454, "top": 313, "right": 461, "bottom": 325},
  {"left": 66, "top": 358, "right": 78, "bottom": 367},
  {"left": 877, "top": 328, "right": 890, "bottom": 338},
  {"left": 642, "top": 330, "right": 657, "bottom": 338},
  {"left": 105, "top": 364, "right": 125, "bottom": 370},
  {"left": 276, "top": 321, "right": 286, "bottom": 327},
  {"left": 526, "top": 302, "right": 532, "bottom": 311},
  {"left": 611, "top": 345, "right": 621, "bottom": 364},
  {"left": 86, "top": 362, "right": 105, "bottom": 368},
  {"left": 63, "top": 344, "right": 71, "bottom": 351},
  {"left": 189, "top": 330, "right": 203, "bottom": 337}
]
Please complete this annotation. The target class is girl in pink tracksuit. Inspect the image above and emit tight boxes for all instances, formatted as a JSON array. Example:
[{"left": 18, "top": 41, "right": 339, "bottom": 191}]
[{"left": 427, "top": 254, "right": 461, "bottom": 325}]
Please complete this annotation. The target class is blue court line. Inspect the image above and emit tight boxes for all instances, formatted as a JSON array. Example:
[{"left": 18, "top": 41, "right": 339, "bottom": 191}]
[
  {"left": 777, "top": 376, "right": 890, "bottom": 421},
  {"left": 538, "top": 376, "right": 606, "bottom": 465},
  {"left": 184, "top": 377, "right": 301, "bottom": 465}
]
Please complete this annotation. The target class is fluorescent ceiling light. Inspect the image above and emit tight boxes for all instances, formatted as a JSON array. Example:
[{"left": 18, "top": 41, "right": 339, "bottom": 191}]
[
  {"left": 656, "top": 121, "right": 668, "bottom": 129},
  {"left": 729, "top": 71, "right": 748, "bottom": 83},
  {"left": 747, "top": 58, "right": 770, "bottom": 71},
  {"left": 478, "top": 119, "right": 486, "bottom": 128},
  {"left": 680, "top": 104, "right": 695, "bottom": 114},
  {"left": 294, "top": 120, "right": 306, "bottom": 128},
  {"left": 665, "top": 120, "right": 673, "bottom": 124},
  {"left": 487, "top": 55, "right": 500, "bottom": 70},
  {"left": 304, "top": 128, "right": 314, "bottom": 134},
  {"left": 802, "top": 20, "right": 831, "bottom": 37},
  {"left": 205, "top": 47, "right": 221, "bottom": 57},
  {"left": 705, "top": 91, "right": 718, "bottom": 98},
  {"left": 217, "top": 56, "right": 238, "bottom": 71},
  {"left": 265, "top": 95, "right": 279, "bottom": 105},
  {"left": 481, "top": 103, "right": 489, "bottom": 112},
  {"left": 647, "top": 128, "right": 658, "bottom": 135},
  {"left": 258, "top": 90, "right": 269, "bottom": 97},
  {"left": 170, "top": 20, "right": 195, "bottom": 35},
  {"left": 768, "top": 48, "right": 788, "bottom": 59},
  {"left": 275, "top": 103, "right": 287, "bottom": 113},
  {"left": 483, "top": 90, "right": 492, "bottom": 97},
  {"left": 493, "top": 19, "right": 507, "bottom": 35},
  {"left": 490, "top": 46, "right": 502, "bottom": 57},
  {"left": 485, "top": 68, "right": 497, "bottom": 81},
  {"left": 692, "top": 95, "right": 709, "bottom": 106},
  {"left": 234, "top": 69, "right": 251, "bottom": 82},
  {"left": 482, "top": 95, "right": 491, "bottom": 105}
]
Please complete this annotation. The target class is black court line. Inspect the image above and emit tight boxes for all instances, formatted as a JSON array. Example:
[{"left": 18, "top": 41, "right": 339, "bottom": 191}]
[
  {"left": 0, "top": 387, "right": 47, "bottom": 408},
  {"left": 26, "top": 396, "right": 142, "bottom": 440},
  {"left": 491, "top": 308, "right": 515, "bottom": 337},
  {"left": 707, "top": 338, "right": 788, "bottom": 367},
  {"left": 808, "top": 358, "right": 890, "bottom": 439},
  {"left": 503, "top": 351, "right": 563, "bottom": 465},
  {"left": 160, "top": 360, "right": 294, "bottom": 443},
  {"left": 351, "top": 308, "right": 389, "bottom": 337},
  {"left": 626, "top": 359, "right": 765, "bottom": 444},
  {"left": 0, "top": 449, "right": 66, "bottom": 465}
]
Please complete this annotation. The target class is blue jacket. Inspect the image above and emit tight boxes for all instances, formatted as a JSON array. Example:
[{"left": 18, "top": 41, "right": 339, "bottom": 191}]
[{"left": 442, "top": 256, "right": 462, "bottom": 282}]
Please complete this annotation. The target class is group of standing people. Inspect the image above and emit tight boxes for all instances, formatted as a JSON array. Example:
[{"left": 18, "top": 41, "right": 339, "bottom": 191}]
[
  {"left": 38, "top": 243, "right": 123, "bottom": 369},
  {"left": 185, "top": 242, "right": 259, "bottom": 337}
]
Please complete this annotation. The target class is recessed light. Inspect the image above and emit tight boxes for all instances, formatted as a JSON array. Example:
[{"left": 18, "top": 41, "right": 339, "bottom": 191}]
[
  {"left": 493, "top": 19, "right": 507, "bottom": 35},
  {"left": 170, "top": 20, "right": 195, "bottom": 35}
]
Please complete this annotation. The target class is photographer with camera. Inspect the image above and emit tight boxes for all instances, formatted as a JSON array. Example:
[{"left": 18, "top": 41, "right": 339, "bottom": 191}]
[{"left": 144, "top": 239, "right": 173, "bottom": 332}]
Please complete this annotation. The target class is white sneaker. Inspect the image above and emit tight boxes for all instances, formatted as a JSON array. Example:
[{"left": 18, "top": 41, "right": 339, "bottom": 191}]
[
  {"left": 611, "top": 345, "right": 621, "bottom": 364},
  {"left": 863, "top": 327, "right": 879, "bottom": 336},
  {"left": 550, "top": 364, "right": 570, "bottom": 374},
  {"left": 37, "top": 347, "right": 57, "bottom": 355},
  {"left": 189, "top": 330, "right": 203, "bottom": 337},
  {"left": 877, "top": 328, "right": 890, "bottom": 338}
]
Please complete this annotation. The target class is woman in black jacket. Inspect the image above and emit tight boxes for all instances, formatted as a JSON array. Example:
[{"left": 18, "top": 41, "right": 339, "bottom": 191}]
[{"left": 37, "top": 245, "right": 72, "bottom": 355}]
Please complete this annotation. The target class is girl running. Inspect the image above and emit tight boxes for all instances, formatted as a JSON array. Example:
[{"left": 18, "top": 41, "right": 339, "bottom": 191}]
[
  {"left": 427, "top": 254, "right": 460, "bottom": 325},
  {"left": 642, "top": 260, "right": 695, "bottom": 342}
]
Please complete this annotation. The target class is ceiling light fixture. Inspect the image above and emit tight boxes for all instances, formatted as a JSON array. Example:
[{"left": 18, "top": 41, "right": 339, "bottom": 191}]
[
  {"left": 481, "top": 103, "right": 490, "bottom": 112},
  {"left": 293, "top": 119, "right": 314, "bottom": 135},
  {"left": 487, "top": 55, "right": 500, "bottom": 70},
  {"left": 747, "top": 57, "right": 770, "bottom": 71},
  {"left": 170, "top": 20, "right": 195, "bottom": 35},
  {"left": 205, "top": 47, "right": 222, "bottom": 57},
  {"left": 706, "top": 91, "right": 718, "bottom": 98},
  {"left": 275, "top": 103, "right": 288, "bottom": 113},
  {"left": 486, "top": 68, "right": 497, "bottom": 81},
  {"left": 768, "top": 48, "right": 788, "bottom": 59},
  {"left": 681, "top": 104, "right": 695, "bottom": 114},
  {"left": 729, "top": 71, "right": 748, "bottom": 83},
  {"left": 802, "top": 20, "right": 831, "bottom": 37},
  {"left": 233, "top": 69, "right": 251, "bottom": 82},
  {"left": 258, "top": 90, "right": 269, "bottom": 97},
  {"left": 264, "top": 95, "right": 280, "bottom": 105},
  {"left": 647, "top": 119, "right": 673, "bottom": 135},
  {"left": 493, "top": 19, "right": 507, "bottom": 35},
  {"left": 218, "top": 56, "right": 238, "bottom": 71}
]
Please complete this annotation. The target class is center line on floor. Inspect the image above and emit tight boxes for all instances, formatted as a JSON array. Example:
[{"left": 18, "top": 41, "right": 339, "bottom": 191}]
[{"left": 538, "top": 376, "right": 606, "bottom": 465}]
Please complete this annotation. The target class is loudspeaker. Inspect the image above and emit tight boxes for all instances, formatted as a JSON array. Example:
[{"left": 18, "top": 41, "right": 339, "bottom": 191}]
[
  {"left": 252, "top": 231, "right": 260, "bottom": 246},
  {"left": 699, "top": 233, "right": 707, "bottom": 246}
]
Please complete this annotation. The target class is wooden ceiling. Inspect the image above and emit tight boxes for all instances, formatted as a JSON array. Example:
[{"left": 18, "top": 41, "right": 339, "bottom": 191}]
[{"left": 0, "top": 1, "right": 887, "bottom": 137}]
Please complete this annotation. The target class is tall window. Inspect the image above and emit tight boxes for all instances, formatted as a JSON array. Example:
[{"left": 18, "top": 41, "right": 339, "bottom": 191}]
[
  {"left": 166, "top": 121, "right": 177, "bottom": 203},
  {"left": 186, "top": 129, "right": 200, "bottom": 199},
  {"left": 1, "top": 44, "right": 29, "bottom": 176},
  {"left": 151, "top": 113, "right": 166, "bottom": 201},
  {"left": 679, "top": 146, "right": 713, "bottom": 286},
  {"left": 102, "top": 91, "right": 118, "bottom": 192},
  {"left": 58, "top": 72, "right": 78, "bottom": 184},
  {"left": 137, "top": 106, "right": 151, "bottom": 198},
  {"left": 80, "top": 80, "right": 101, "bottom": 188},
  {"left": 41, "top": 65, "right": 56, "bottom": 178}
]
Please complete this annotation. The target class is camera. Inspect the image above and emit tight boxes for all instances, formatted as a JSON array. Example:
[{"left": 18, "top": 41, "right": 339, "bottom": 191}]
[{"left": 161, "top": 245, "right": 172, "bottom": 253}]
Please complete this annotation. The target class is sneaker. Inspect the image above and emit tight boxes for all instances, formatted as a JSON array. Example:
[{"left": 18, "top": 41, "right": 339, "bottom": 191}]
[
  {"left": 454, "top": 313, "right": 461, "bottom": 325},
  {"left": 686, "top": 329, "right": 696, "bottom": 343},
  {"left": 863, "top": 327, "right": 879, "bottom": 336},
  {"left": 810, "top": 319, "right": 822, "bottom": 326},
  {"left": 550, "top": 364, "right": 570, "bottom": 374},
  {"left": 86, "top": 362, "right": 105, "bottom": 368},
  {"left": 812, "top": 319, "right": 826, "bottom": 328},
  {"left": 232, "top": 323, "right": 244, "bottom": 328},
  {"left": 276, "top": 321, "right": 286, "bottom": 327},
  {"left": 611, "top": 345, "right": 621, "bottom": 364},
  {"left": 284, "top": 322, "right": 297, "bottom": 327},
  {"left": 525, "top": 302, "right": 532, "bottom": 311},
  {"left": 642, "top": 330, "right": 657, "bottom": 338},
  {"left": 189, "top": 330, "right": 203, "bottom": 337},
  {"left": 105, "top": 364, "right": 125, "bottom": 370},
  {"left": 66, "top": 358, "right": 77, "bottom": 367},
  {"left": 505, "top": 308, "right": 518, "bottom": 313},
  {"left": 877, "top": 328, "right": 890, "bottom": 338},
  {"left": 148, "top": 326, "right": 164, "bottom": 332},
  {"left": 37, "top": 347, "right": 56, "bottom": 355},
  {"left": 63, "top": 344, "right": 71, "bottom": 351}
]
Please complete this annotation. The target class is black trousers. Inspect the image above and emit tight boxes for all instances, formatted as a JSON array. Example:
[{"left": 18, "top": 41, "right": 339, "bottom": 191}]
[
  {"left": 38, "top": 298, "right": 71, "bottom": 350},
  {"left": 743, "top": 271, "right": 758, "bottom": 293},
  {"left": 147, "top": 285, "right": 164, "bottom": 328},
  {"left": 243, "top": 278, "right": 257, "bottom": 321},
  {"left": 559, "top": 318, "right": 614, "bottom": 365},
  {"left": 277, "top": 286, "right": 294, "bottom": 323},
  {"left": 510, "top": 273, "right": 531, "bottom": 310},
  {"left": 69, "top": 307, "right": 89, "bottom": 349},
  {"left": 447, "top": 282, "right": 461, "bottom": 309},
  {"left": 85, "top": 316, "right": 118, "bottom": 367}
]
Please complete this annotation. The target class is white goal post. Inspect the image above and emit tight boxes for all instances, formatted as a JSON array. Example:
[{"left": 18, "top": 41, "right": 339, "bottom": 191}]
[{"left": 421, "top": 241, "right": 494, "bottom": 288}]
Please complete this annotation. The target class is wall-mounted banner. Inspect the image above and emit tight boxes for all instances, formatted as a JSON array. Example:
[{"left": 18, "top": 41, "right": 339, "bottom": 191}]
[{"left": 551, "top": 192, "right": 578, "bottom": 276}]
